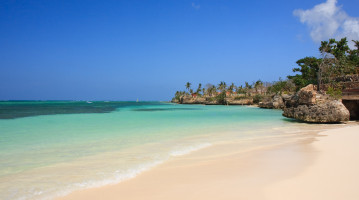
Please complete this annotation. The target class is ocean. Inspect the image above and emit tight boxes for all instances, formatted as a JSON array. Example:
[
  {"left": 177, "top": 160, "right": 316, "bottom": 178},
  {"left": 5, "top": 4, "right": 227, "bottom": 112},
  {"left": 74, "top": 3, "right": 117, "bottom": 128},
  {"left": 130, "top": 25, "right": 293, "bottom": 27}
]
[{"left": 0, "top": 101, "right": 333, "bottom": 200}]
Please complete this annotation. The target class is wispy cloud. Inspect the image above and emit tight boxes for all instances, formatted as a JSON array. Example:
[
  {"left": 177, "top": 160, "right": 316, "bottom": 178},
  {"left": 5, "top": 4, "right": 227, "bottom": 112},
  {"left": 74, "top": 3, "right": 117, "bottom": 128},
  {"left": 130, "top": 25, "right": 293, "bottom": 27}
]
[
  {"left": 294, "top": 0, "right": 359, "bottom": 48},
  {"left": 192, "top": 2, "right": 200, "bottom": 10}
]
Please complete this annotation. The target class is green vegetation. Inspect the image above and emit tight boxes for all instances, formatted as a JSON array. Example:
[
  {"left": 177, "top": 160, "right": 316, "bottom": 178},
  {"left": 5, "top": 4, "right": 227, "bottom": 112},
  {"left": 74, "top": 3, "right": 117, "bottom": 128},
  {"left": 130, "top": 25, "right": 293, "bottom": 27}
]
[
  {"left": 234, "top": 96, "right": 246, "bottom": 100},
  {"left": 288, "top": 38, "right": 359, "bottom": 92},
  {"left": 185, "top": 82, "right": 191, "bottom": 93},
  {"left": 206, "top": 97, "right": 215, "bottom": 102},
  {"left": 173, "top": 91, "right": 186, "bottom": 102},
  {"left": 215, "top": 91, "right": 227, "bottom": 105},
  {"left": 173, "top": 38, "right": 359, "bottom": 103},
  {"left": 326, "top": 86, "right": 342, "bottom": 100},
  {"left": 288, "top": 57, "right": 320, "bottom": 90},
  {"left": 196, "top": 83, "right": 202, "bottom": 96},
  {"left": 254, "top": 80, "right": 263, "bottom": 94},
  {"left": 253, "top": 94, "right": 263, "bottom": 104},
  {"left": 267, "top": 78, "right": 296, "bottom": 94},
  {"left": 218, "top": 81, "right": 227, "bottom": 92}
]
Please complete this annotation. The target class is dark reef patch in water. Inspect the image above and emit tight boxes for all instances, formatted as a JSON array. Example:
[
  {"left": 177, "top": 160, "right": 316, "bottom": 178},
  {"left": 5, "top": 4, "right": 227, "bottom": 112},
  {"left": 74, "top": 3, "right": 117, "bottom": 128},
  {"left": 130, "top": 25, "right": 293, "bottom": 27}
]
[
  {"left": 0, "top": 101, "right": 164, "bottom": 119},
  {"left": 132, "top": 108, "right": 202, "bottom": 112}
]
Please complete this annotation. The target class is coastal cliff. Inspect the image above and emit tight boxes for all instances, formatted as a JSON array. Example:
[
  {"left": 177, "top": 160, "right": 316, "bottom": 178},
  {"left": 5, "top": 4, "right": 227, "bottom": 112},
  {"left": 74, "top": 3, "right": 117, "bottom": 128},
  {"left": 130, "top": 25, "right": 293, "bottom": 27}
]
[
  {"left": 173, "top": 95, "right": 254, "bottom": 105},
  {"left": 173, "top": 84, "right": 351, "bottom": 123}
]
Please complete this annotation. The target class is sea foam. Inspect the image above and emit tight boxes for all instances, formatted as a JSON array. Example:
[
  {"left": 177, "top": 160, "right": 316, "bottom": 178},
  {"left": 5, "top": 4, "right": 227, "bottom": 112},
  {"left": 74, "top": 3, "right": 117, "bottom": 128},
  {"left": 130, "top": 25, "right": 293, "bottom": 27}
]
[
  {"left": 170, "top": 143, "right": 212, "bottom": 157},
  {"left": 27, "top": 143, "right": 212, "bottom": 200}
]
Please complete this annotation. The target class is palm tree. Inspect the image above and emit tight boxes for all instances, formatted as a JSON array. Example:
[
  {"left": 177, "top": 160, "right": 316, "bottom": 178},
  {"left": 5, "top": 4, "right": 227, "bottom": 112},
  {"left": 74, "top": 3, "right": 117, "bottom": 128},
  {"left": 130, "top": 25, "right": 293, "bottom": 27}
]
[
  {"left": 209, "top": 85, "right": 217, "bottom": 96},
  {"left": 236, "top": 85, "right": 243, "bottom": 95},
  {"left": 218, "top": 81, "right": 227, "bottom": 92},
  {"left": 185, "top": 82, "right": 191, "bottom": 94},
  {"left": 196, "top": 83, "right": 202, "bottom": 94},
  {"left": 202, "top": 87, "right": 206, "bottom": 96},
  {"left": 244, "top": 81, "right": 252, "bottom": 97},
  {"left": 254, "top": 80, "right": 263, "bottom": 94},
  {"left": 228, "top": 83, "right": 235, "bottom": 95}
]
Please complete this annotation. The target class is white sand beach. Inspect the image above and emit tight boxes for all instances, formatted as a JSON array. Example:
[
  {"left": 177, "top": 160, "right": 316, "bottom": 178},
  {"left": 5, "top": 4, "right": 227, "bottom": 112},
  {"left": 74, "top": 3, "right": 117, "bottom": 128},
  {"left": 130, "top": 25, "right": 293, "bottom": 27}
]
[{"left": 58, "top": 125, "right": 359, "bottom": 200}]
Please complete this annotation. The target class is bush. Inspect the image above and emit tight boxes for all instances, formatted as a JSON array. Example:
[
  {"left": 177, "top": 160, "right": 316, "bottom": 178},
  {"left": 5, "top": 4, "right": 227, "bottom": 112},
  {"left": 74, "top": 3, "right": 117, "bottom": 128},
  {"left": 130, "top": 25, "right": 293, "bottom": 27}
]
[
  {"left": 268, "top": 79, "right": 296, "bottom": 94},
  {"left": 234, "top": 96, "right": 245, "bottom": 100},
  {"left": 215, "top": 91, "right": 227, "bottom": 105},
  {"left": 253, "top": 94, "right": 263, "bottom": 104},
  {"left": 326, "top": 86, "right": 342, "bottom": 99},
  {"left": 206, "top": 97, "right": 215, "bottom": 102}
]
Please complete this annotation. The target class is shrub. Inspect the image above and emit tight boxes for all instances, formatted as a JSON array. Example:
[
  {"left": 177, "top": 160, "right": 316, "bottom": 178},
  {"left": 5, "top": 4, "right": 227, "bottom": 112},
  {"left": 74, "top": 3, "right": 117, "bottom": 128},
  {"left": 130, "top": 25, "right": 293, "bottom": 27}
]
[
  {"left": 206, "top": 97, "right": 215, "bottom": 102},
  {"left": 253, "top": 94, "right": 263, "bottom": 104},
  {"left": 326, "top": 86, "right": 342, "bottom": 99},
  {"left": 234, "top": 96, "right": 245, "bottom": 100},
  {"left": 215, "top": 91, "right": 227, "bottom": 105}
]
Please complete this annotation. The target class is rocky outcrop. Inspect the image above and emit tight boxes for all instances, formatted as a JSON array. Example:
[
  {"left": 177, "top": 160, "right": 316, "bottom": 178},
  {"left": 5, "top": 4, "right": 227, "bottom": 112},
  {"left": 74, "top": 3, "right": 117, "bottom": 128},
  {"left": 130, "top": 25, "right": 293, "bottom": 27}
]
[
  {"left": 334, "top": 74, "right": 359, "bottom": 82},
  {"left": 171, "top": 99, "right": 180, "bottom": 103},
  {"left": 282, "top": 84, "right": 350, "bottom": 123},
  {"left": 180, "top": 96, "right": 206, "bottom": 104},
  {"left": 226, "top": 98, "right": 253, "bottom": 105},
  {"left": 173, "top": 95, "right": 253, "bottom": 105},
  {"left": 283, "top": 101, "right": 350, "bottom": 123},
  {"left": 320, "top": 74, "right": 359, "bottom": 91},
  {"left": 258, "top": 95, "right": 285, "bottom": 109}
]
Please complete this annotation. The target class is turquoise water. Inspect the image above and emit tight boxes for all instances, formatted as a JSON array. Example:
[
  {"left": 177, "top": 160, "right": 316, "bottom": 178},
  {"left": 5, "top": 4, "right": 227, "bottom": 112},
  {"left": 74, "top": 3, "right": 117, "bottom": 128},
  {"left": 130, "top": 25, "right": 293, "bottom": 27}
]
[{"left": 0, "top": 101, "right": 327, "bottom": 200}]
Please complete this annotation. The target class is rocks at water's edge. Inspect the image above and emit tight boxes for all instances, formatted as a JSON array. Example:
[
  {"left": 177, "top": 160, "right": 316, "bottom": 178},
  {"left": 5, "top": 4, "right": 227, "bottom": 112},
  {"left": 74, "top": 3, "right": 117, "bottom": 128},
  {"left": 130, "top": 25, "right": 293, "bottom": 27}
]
[
  {"left": 282, "top": 84, "right": 350, "bottom": 123},
  {"left": 226, "top": 98, "right": 253, "bottom": 105},
  {"left": 283, "top": 101, "right": 350, "bottom": 123},
  {"left": 172, "top": 84, "right": 350, "bottom": 123},
  {"left": 258, "top": 94, "right": 286, "bottom": 109},
  {"left": 179, "top": 96, "right": 206, "bottom": 104},
  {"left": 173, "top": 95, "right": 254, "bottom": 105}
]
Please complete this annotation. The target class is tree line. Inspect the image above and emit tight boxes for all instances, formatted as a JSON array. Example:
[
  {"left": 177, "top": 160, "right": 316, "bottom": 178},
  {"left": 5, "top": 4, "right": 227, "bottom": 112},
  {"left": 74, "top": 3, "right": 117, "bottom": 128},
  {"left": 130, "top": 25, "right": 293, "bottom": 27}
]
[
  {"left": 174, "top": 38, "right": 359, "bottom": 101},
  {"left": 289, "top": 38, "right": 359, "bottom": 91}
]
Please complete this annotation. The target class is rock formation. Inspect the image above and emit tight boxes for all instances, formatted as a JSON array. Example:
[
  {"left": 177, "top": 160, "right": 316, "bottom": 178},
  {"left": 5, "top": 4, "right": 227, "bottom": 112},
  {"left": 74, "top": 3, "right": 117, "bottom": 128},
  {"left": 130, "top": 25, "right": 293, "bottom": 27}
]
[
  {"left": 172, "top": 95, "right": 253, "bottom": 105},
  {"left": 179, "top": 96, "right": 206, "bottom": 104},
  {"left": 226, "top": 97, "right": 253, "bottom": 105},
  {"left": 282, "top": 84, "right": 350, "bottom": 123},
  {"left": 258, "top": 95, "right": 285, "bottom": 109}
]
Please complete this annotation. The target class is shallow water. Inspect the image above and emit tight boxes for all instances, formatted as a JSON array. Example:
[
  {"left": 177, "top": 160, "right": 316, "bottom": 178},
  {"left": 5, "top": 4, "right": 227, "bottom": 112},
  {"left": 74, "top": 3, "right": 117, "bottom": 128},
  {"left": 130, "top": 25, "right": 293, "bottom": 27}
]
[{"left": 0, "top": 101, "right": 335, "bottom": 200}]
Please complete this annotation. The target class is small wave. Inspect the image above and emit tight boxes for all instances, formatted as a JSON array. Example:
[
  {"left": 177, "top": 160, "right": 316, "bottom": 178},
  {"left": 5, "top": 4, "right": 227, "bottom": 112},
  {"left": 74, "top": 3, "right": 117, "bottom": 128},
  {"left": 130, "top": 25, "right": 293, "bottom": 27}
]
[
  {"left": 54, "top": 143, "right": 212, "bottom": 198},
  {"left": 15, "top": 144, "right": 213, "bottom": 200},
  {"left": 74, "top": 160, "right": 165, "bottom": 189},
  {"left": 170, "top": 143, "right": 212, "bottom": 157},
  {"left": 18, "top": 160, "right": 166, "bottom": 200}
]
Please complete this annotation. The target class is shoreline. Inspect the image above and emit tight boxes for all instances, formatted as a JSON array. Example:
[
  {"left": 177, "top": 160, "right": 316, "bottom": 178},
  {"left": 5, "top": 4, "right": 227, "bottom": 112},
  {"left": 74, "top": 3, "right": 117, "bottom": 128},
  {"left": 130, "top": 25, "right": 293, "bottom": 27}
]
[
  {"left": 58, "top": 123, "right": 359, "bottom": 200},
  {"left": 264, "top": 124, "right": 359, "bottom": 199}
]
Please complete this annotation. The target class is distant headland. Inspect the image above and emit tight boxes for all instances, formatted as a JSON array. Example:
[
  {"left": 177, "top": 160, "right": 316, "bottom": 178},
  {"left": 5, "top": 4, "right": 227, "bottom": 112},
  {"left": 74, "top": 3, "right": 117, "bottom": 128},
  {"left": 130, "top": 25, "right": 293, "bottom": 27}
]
[{"left": 172, "top": 38, "right": 359, "bottom": 123}]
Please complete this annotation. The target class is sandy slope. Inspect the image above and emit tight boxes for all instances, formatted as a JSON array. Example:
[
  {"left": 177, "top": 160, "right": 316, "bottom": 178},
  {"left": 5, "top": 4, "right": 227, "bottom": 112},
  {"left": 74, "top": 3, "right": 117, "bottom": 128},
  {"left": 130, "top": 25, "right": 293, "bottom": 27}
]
[
  {"left": 58, "top": 125, "right": 359, "bottom": 200},
  {"left": 264, "top": 126, "right": 359, "bottom": 200}
]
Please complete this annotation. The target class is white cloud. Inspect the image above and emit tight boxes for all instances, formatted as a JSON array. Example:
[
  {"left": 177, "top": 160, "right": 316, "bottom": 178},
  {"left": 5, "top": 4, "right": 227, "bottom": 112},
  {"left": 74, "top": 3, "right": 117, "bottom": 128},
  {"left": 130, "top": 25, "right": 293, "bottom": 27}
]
[
  {"left": 294, "top": 0, "right": 359, "bottom": 48},
  {"left": 192, "top": 2, "right": 200, "bottom": 10}
]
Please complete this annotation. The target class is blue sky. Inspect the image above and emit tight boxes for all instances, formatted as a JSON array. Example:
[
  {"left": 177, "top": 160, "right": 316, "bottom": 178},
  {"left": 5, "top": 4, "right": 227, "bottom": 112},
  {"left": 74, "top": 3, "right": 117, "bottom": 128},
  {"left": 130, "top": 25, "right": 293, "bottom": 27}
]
[{"left": 1, "top": 0, "right": 358, "bottom": 100}]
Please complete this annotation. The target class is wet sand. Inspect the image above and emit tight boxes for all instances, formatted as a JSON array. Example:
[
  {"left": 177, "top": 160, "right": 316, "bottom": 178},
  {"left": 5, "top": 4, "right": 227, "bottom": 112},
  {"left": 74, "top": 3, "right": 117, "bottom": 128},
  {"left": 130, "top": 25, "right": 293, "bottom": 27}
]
[{"left": 58, "top": 125, "right": 359, "bottom": 200}]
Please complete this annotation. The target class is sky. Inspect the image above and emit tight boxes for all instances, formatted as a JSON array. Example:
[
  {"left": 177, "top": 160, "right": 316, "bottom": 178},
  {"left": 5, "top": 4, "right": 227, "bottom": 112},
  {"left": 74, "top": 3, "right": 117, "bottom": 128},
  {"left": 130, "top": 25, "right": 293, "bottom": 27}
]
[{"left": 1, "top": 0, "right": 358, "bottom": 101}]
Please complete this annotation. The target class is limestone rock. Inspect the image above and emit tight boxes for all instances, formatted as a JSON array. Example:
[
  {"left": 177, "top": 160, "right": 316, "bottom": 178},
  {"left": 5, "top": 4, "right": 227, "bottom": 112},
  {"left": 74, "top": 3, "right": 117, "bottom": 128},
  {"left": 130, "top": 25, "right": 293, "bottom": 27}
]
[
  {"left": 282, "top": 84, "right": 350, "bottom": 123},
  {"left": 181, "top": 96, "right": 206, "bottom": 104},
  {"left": 175, "top": 95, "right": 254, "bottom": 105},
  {"left": 283, "top": 100, "right": 350, "bottom": 123},
  {"left": 171, "top": 99, "right": 179, "bottom": 103},
  {"left": 297, "top": 84, "right": 317, "bottom": 105},
  {"left": 226, "top": 98, "right": 253, "bottom": 105},
  {"left": 259, "top": 95, "right": 284, "bottom": 109}
]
